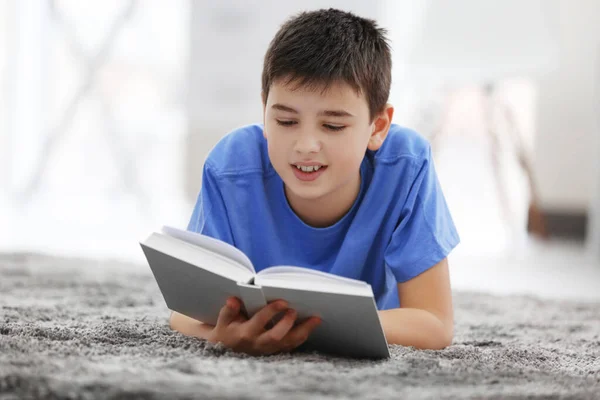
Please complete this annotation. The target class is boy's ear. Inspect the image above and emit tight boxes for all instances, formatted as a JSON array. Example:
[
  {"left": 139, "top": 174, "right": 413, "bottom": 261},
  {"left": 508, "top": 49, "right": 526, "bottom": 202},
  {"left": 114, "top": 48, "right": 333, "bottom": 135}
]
[{"left": 367, "top": 104, "right": 394, "bottom": 151}]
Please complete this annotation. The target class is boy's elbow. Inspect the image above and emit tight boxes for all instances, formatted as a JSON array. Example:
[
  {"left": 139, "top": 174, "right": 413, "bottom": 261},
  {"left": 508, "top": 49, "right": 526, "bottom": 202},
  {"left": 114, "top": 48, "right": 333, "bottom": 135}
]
[
  {"left": 423, "top": 320, "right": 453, "bottom": 350},
  {"left": 438, "top": 329, "right": 453, "bottom": 349},
  {"left": 169, "top": 311, "right": 181, "bottom": 331},
  {"left": 434, "top": 324, "right": 453, "bottom": 350},
  {"left": 409, "top": 323, "right": 453, "bottom": 350},
  {"left": 422, "top": 331, "right": 452, "bottom": 350}
]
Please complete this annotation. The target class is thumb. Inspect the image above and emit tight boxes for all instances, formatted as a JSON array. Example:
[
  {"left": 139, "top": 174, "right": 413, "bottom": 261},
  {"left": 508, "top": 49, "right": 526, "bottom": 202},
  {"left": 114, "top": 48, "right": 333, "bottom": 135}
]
[{"left": 215, "top": 297, "right": 241, "bottom": 328}]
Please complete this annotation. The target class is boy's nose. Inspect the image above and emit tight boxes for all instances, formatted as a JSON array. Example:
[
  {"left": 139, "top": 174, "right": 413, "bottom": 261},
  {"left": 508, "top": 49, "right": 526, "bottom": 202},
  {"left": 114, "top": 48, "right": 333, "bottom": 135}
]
[{"left": 294, "top": 131, "right": 321, "bottom": 154}]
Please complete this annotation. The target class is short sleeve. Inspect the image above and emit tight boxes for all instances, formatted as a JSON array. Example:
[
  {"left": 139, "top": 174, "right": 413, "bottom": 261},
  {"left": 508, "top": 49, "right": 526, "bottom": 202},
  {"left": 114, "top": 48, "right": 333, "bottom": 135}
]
[
  {"left": 384, "top": 144, "right": 460, "bottom": 282},
  {"left": 187, "top": 162, "right": 235, "bottom": 245}
]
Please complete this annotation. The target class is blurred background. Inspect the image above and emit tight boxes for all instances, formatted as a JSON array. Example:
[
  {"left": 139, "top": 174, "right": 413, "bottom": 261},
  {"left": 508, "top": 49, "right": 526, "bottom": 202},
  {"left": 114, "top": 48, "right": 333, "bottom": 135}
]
[{"left": 0, "top": 0, "right": 599, "bottom": 300}]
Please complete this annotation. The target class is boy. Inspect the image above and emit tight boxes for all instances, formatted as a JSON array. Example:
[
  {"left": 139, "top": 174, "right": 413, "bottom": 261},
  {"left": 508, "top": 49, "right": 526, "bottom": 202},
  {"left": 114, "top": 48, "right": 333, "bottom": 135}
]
[{"left": 170, "top": 8, "right": 459, "bottom": 356}]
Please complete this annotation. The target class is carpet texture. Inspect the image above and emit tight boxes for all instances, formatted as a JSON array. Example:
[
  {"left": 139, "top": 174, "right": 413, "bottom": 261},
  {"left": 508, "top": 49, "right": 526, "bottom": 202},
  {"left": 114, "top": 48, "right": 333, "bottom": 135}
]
[{"left": 1, "top": 253, "right": 599, "bottom": 399}]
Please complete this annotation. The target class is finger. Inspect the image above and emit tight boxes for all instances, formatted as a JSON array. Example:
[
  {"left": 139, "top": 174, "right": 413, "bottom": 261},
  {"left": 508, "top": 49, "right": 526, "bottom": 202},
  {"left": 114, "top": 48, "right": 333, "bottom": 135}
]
[
  {"left": 214, "top": 297, "right": 242, "bottom": 329},
  {"left": 245, "top": 300, "right": 288, "bottom": 334},
  {"left": 255, "top": 309, "right": 297, "bottom": 346},
  {"left": 282, "top": 316, "right": 322, "bottom": 350}
]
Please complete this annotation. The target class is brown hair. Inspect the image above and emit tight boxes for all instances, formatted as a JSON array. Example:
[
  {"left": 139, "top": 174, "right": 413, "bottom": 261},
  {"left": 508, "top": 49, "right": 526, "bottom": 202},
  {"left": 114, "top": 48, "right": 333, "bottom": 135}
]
[{"left": 262, "top": 8, "right": 392, "bottom": 122}]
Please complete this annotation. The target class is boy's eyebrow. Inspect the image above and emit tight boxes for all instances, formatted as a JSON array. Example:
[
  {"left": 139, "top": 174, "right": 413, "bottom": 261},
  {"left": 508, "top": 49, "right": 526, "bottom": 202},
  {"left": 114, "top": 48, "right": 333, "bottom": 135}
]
[{"left": 271, "top": 103, "right": 354, "bottom": 117}]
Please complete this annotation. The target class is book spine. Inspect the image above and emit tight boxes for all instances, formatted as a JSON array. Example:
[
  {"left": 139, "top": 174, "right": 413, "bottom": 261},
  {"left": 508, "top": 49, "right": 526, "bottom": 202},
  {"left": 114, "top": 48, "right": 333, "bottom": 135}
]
[{"left": 236, "top": 282, "right": 267, "bottom": 318}]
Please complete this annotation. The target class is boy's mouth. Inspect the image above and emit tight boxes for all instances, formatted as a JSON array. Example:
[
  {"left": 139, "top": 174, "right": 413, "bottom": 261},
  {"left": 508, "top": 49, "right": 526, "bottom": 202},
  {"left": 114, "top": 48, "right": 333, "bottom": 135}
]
[
  {"left": 292, "top": 163, "right": 326, "bottom": 172},
  {"left": 290, "top": 163, "right": 328, "bottom": 182}
]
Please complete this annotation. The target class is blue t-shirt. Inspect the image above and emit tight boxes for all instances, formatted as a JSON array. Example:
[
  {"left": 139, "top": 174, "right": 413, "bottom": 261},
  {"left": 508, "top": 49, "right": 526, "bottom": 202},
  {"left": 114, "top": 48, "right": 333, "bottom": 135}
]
[{"left": 188, "top": 123, "right": 459, "bottom": 310}]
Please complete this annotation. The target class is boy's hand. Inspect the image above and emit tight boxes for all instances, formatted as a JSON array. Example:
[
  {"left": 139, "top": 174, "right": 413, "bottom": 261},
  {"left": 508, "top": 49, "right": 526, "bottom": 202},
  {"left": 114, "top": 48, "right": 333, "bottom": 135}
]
[{"left": 206, "top": 297, "right": 321, "bottom": 356}]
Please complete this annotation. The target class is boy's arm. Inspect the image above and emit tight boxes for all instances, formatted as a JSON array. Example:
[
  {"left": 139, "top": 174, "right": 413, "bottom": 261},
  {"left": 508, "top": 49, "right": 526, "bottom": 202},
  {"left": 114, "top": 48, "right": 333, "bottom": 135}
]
[
  {"left": 378, "top": 258, "right": 454, "bottom": 350},
  {"left": 170, "top": 311, "right": 213, "bottom": 339}
]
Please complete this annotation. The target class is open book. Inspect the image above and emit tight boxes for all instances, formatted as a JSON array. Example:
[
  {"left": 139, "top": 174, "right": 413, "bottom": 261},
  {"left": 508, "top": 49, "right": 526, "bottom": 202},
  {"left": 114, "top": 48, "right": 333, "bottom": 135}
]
[{"left": 140, "top": 226, "right": 390, "bottom": 359}]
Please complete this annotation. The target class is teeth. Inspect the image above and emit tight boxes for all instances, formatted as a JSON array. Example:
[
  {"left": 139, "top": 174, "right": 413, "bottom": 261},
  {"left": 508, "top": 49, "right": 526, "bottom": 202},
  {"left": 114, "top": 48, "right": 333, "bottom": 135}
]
[{"left": 296, "top": 165, "right": 321, "bottom": 172}]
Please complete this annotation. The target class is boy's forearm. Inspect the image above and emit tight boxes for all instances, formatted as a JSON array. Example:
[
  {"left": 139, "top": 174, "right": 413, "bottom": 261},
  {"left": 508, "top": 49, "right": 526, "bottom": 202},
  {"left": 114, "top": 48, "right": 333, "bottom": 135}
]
[
  {"left": 169, "top": 311, "right": 214, "bottom": 340},
  {"left": 171, "top": 309, "right": 452, "bottom": 350},
  {"left": 378, "top": 308, "right": 453, "bottom": 350}
]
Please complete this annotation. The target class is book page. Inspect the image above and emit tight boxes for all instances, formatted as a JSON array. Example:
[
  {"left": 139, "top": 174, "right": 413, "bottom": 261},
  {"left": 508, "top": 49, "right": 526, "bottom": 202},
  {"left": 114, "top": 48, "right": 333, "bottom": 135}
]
[
  {"left": 161, "top": 225, "right": 255, "bottom": 274},
  {"left": 255, "top": 266, "right": 372, "bottom": 296},
  {"left": 144, "top": 233, "right": 253, "bottom": 283}
]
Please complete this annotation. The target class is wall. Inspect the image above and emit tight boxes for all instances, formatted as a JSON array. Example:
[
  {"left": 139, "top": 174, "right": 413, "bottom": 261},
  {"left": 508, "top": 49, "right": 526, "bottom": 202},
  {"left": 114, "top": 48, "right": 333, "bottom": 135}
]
[{"left": 535, "top": 0, "right": 600, "bottom": 212}]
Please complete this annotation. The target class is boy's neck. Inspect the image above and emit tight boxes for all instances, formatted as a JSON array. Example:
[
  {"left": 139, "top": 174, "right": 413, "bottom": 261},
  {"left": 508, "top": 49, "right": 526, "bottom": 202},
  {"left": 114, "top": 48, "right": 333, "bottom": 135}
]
[{"left": 284, "top": 173, "right": 361, "bottom": 228}]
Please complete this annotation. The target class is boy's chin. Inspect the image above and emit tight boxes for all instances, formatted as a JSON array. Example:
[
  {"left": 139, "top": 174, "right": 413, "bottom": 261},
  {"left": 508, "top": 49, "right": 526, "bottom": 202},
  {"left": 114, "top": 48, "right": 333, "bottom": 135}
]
[{"left": 283, "top": 181, "right": 331, "bottom": 202}]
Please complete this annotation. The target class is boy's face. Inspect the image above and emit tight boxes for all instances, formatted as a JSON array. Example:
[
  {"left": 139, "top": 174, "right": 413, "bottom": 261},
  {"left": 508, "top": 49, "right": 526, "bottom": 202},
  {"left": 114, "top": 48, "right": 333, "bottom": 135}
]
[{"left": 263, "top": 79, "right": 392, "bottom": 221}]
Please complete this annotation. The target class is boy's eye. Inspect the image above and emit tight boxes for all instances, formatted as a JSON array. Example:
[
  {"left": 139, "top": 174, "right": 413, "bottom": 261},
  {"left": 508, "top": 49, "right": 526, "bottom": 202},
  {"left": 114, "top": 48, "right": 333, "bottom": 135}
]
[
  {"left": 324, "top": 124, "right": 345, "bottom": 132},
  {"left": 275, "top": 120, "right": 345, "bottom": 131},
  {"left": 276, "top": 119, "right": 297, "bottom": 127}
]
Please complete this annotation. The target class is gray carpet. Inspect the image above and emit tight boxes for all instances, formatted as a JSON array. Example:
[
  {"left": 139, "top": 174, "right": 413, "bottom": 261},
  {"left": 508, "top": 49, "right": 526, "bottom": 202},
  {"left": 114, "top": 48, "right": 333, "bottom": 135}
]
[{"left": 1, "top": 253, "right": 599, "bottom": 400}]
